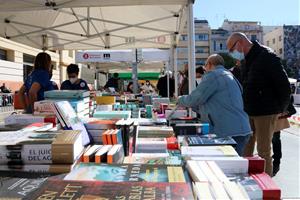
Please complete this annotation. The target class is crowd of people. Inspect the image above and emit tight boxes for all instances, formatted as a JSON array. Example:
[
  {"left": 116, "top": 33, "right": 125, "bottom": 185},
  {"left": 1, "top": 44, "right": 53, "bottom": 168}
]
[{"left": 18, "top": 32, "right": 295, "bottom": 177}]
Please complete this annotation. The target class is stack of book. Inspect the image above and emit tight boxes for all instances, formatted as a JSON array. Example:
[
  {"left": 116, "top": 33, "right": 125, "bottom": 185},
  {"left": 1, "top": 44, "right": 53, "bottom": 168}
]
[
  {"left": 135, "top": 137, "right": 178, "bottom": 153},
  {"left": 187, "top": 160, "right": 281, "bottom": 200},
  {"left": 33, "top": 100, "right": 91, "bottom": 146},
  {"left": 0, "top": 126, "right": 84, "bottom": 175},
  {"left": 44, "top": 90, "right": 90, "bottom": 118},
  {"left": 83, "top": 119, "right": 117, "bottom": 144},
  {"left": 82, "top": 144, "right": 124, "bottom": 164}
]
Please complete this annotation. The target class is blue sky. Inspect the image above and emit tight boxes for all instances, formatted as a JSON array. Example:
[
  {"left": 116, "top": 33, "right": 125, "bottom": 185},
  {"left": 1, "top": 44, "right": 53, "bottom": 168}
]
[{"left": 194, "top": 0, "right": 300, "bottom": 29}]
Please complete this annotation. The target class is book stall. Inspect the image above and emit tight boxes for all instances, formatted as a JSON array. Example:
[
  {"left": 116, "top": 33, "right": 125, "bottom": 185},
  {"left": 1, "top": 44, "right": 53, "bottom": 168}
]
[{"left": 0, "top": 90, "right": 281, "bottom": 200}]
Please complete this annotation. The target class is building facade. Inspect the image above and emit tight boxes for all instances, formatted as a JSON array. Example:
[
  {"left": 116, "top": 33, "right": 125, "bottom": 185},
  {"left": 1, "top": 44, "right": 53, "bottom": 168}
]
[
  {"left": 210, "top": 28, "right": 230, "bottom": 54},
  {"left": 177, "top": 19, "right": 211, "bottom": 71},
  {"left": 0, "top": 37, "right": 75, "bottom": 92},
  {"left": 221, "top": 19, "right": 263, "bottom": 42},
  {"left": 263, "top": 25, "right": 300, "bottom": 78}
]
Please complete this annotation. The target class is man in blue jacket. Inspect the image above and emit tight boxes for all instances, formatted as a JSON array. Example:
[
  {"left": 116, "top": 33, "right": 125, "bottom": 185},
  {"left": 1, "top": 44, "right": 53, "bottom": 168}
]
[{"left": 178, "top": 54, "right": 252, "bottom": 156}]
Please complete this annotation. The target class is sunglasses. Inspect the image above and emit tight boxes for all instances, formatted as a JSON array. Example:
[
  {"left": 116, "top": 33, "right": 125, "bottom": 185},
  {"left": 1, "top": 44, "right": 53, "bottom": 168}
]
[{"left": 229, "top": 40, "right": 239, "bottom": 52}]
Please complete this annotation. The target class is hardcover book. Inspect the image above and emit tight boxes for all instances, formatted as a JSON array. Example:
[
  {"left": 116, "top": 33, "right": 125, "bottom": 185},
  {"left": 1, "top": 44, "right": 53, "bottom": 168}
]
[
  {"left": 64, "top": 163, "right": 186, "bottom": 183},
  {"left": 123, "top": 156, "right": 182, "bottom": 165},
  {"left": 26, "top": 180, "right": 194, "bottom": 200}
]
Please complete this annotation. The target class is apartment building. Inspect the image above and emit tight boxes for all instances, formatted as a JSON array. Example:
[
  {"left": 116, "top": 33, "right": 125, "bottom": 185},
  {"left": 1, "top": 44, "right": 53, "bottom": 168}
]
[
  {"left": 177, "top": 19, "right": 211, "bottom": 70},
  {"left": 221, "top": 19, "right": 263, "bottom": 42},
  {"left": 210, "top": 28, "right": 230, "bottom": 54},
  {"left": 264, "top": 25, "right": 300, "bottom": 78},
  {"left": 0, "top": 37, "right": 75, "bottom": 92}
]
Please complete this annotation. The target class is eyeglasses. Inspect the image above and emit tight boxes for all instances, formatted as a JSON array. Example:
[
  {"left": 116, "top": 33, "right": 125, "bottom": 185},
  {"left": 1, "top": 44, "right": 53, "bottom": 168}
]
[{"left": 228, "top": 40, "right": 239, "bottom": 52}]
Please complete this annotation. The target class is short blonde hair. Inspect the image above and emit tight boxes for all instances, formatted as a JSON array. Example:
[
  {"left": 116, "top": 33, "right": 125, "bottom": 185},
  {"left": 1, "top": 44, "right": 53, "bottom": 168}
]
[{"left": 206, "top": 54, "right": 225, "bottom": 66}]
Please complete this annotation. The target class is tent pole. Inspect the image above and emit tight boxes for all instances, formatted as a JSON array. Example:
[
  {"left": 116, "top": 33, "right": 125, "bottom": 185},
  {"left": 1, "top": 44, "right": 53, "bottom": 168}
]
[
  {"left": 167, "top": 62, "right": 170, "bottom": 99},
  {"left": 172, "top": 44, "right": 178, "bottom": 97},
  {"left": 187, "top": 0, "right": 196, "bottom": 116},
  {"left": 132, "top": 49, "right": 139, "bottom": 94}
]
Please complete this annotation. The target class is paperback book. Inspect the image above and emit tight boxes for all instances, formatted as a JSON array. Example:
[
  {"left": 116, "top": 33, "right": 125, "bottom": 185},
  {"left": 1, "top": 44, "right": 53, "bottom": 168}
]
[
  {"left": 64, "top": 163, "right": 186, "bottom": 183},
  {"left": 26, "top": 180, "right": 194, "bottom": 200}
]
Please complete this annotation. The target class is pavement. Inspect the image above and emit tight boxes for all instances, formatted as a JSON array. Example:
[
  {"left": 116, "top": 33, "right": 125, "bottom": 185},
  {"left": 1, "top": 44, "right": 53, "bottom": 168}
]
[{"left": 272, "top": 105, "right": 300, "bottom": 199}]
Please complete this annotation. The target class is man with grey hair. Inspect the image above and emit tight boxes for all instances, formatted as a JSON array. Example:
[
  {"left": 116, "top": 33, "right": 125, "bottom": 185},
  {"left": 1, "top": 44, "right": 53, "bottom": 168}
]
[
  {"left": 178, "top": 54, "right": 252, "bottom": 155},
  {"left": 227, "top": 32, "right": 290, "bottom": 176}
]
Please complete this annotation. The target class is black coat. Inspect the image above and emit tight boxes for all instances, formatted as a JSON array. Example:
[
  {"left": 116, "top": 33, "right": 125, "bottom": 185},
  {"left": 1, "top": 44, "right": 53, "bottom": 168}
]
[
  {"left": 157, "top": 75, "right": 175, "bottom": 97},
  {"left": 241, "top": 41, "right": 291, "bottom": 116}
]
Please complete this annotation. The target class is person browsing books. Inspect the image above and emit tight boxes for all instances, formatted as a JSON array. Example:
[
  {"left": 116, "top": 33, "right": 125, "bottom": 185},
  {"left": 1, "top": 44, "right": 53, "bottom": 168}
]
[
  {"left": 18, "top": 52, "right": 54, "bottom": 113},
  {"left": 61, "top": 64, "right": 90, "bottom": 91},
  {"left": 177, "top": 54, "right": 252, "bottom": 156}
]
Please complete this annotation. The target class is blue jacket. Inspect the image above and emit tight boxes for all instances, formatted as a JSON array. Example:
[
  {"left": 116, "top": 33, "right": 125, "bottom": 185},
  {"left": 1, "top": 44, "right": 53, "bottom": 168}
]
[{"left": 178, "top": 65, "right": 252, "bottom": 137}]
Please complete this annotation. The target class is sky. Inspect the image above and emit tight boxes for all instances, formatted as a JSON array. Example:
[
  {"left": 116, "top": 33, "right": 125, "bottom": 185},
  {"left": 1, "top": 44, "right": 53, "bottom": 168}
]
[{"left": 194, "top": 0, "right": 300, "bottom": 29}]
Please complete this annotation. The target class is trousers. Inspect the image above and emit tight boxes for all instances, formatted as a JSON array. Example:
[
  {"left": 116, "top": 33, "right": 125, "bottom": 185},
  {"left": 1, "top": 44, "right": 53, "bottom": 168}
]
[{"left": 244, "top": 114, "right": 278, "bottom": 176}]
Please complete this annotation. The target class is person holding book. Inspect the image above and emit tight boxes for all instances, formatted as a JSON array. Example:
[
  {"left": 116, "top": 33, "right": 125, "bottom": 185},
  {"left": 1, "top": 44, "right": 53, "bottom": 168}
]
[
  {"left": 177, "top": 54, "right": 252, "bottom": 156},
  {"left": 18, "top": 52, "right": 54, "bottom": 113},
  {"left": 61, "top": 64, "right": 90, "bottom": 90}
]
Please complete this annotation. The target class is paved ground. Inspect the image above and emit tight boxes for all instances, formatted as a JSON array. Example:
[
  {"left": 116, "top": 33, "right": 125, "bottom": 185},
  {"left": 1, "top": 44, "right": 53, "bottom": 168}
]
[{"left": 272, "top": 105, "right": 300, "bottom": 199}]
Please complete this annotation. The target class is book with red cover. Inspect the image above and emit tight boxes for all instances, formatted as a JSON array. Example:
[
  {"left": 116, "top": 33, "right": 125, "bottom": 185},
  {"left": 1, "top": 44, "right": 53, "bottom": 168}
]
[
  {"left": 245, "top": 156, "right": 265, "bottom": 174},
  {"left": 25, "top": 180, "right": 194, "bottom": 200},
  {"left": 251, "top": 172, "right": 281, "bottom": 200}
]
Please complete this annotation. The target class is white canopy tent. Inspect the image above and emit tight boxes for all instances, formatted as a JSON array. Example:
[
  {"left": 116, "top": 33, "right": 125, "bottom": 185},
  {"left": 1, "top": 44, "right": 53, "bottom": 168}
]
[
  {"left": 0, "top": 0, "right": 197, "bottom": 103},
  {"left": 0, "top": 0, "right": 190, "bottom": 50}
]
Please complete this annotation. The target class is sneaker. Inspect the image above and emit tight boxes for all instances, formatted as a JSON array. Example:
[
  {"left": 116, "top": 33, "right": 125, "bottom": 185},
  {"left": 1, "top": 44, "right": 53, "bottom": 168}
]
[{"left": 273, "top": 164, "right": 280, "bottom": 176}]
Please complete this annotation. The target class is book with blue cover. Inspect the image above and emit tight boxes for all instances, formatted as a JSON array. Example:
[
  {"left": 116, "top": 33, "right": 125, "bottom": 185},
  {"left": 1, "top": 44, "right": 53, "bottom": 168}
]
[
  {"left": 64, "top": 163, "right": 186, "bottom": 183},
  {"left": 45, "top": 90, "right": 90, "bottom": 99},
  {"left": 186, "top": 135, "right": 237, "bottom": 147}
]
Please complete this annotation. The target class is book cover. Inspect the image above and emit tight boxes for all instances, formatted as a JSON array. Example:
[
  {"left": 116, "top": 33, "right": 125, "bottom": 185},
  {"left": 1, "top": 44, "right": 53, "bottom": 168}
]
[
  {"left": 186, "top": 135, "right": 237, "bottom": 147},
  {"left": 123, "top": 156, "right": 182, "bottom": 165},
  {"left": 181, "top": 145, "right": 239, "bottom": 157},
  {"left": 0, "top": 177, "right": 48, "bottom": 199},
  {"left": 45, "top": 90, "right": 90, "bottom": 99},
  {"left": 112, "top": 129, "right": 123, "bottom": 145},
  {"left": 84, "top": 119, "right": 117, "bottom": 130},
  {"left": 54, "top": 101, "right": 91, "bottom": 146},
  {"left": 64, "top": 163, "right": 186, "bottom": 183},
  {"left": 26, "top": 180, "right": 194, "bottom": 200}
]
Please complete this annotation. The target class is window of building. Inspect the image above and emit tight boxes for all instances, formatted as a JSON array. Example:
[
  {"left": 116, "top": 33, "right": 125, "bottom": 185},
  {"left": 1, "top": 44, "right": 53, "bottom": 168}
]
[
  {"left": 196, "top": 59, "right": 206, "bottom": 65},
  {"left": 213, "top": 41, "right": 217, "bottom": 51},
  {"left": 51, "top": 61, "right": 57, "bottom": 70},
  {"left": 273, "top": 38, "right": 276, "bottom": 44},
  {"left": 279, "top": 35, "right": 282, "bottom": 42},
  {"left": 195, "top": 34, "right": 209, "bottom": 41},
  {"left": 0, "top": 49, "right": 7, "bottom": 60},
  {"left": 251, "top": 35, "right": 257, "bottom": 41},
  {"left": 177, "top": 47, "right": 188, "bottom": 54},
  {"left": 68, "top": 50, "right": 74, "bottom": 58},
  {"left": 245, "top": 25, "right": 250, "bottom": 30},
  {"left": 267, "top": 41, "right": 270, "bottom": 46},
  {"left": 180, "top": 35, "right": 188, "bottom": 41},
  {"left": 279, "top": 48, "right": 283, "bottom": 54},
  {"left": 23, "top": 54, "right": 35, "bottom": 82},
  {"left": 219, "top": 43, "right": 223, "bottom": 50},
  {"left": 195, "top": 47, "right": 206, "bottom": 53}
]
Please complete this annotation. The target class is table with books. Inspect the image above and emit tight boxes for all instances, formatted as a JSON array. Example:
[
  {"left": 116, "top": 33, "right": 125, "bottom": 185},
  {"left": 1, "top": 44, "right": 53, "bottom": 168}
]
[{"left": 0, "top": 90, "right": 281, "bottom": 200}]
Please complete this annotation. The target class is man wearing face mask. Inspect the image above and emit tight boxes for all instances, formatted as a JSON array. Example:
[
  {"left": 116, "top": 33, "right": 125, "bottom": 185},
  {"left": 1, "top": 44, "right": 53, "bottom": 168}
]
[
  {"left": 61, "top": 64, "right": 90, "bottom": 91},
  {"left": 227, "top": 32, "right": 290, "bottom": 176}
]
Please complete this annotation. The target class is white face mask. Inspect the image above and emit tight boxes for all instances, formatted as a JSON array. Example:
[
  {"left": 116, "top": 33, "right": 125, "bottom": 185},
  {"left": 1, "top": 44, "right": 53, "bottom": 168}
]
[
  {"left": 196, "top": 78, "right": 202, "bottom": 84},
  {"left": 230, "top": 50, "right": 245, "bottom": 61},
  {"left": 69, "top": 77, "right": 78, "bottom": 84}
]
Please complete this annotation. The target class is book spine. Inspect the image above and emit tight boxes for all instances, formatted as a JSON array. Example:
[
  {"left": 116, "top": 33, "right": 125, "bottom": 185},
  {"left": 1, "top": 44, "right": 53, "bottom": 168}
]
[{"left": 0, "top": 144, "right": 52, "bottom": 164}]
